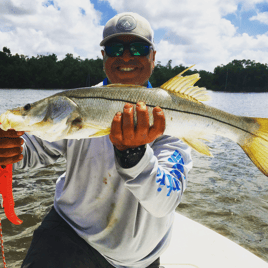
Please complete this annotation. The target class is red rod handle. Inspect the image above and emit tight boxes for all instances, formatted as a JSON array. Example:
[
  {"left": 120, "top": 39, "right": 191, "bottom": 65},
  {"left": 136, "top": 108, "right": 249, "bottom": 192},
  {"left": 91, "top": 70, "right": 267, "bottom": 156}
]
[{"left": 0, "top": 164, "right": 23, "bottom": 225}]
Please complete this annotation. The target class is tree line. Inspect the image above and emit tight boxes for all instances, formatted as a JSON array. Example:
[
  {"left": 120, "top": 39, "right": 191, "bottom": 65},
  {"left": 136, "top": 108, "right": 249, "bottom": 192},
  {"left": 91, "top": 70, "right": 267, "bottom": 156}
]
[
  {"left": 0, "top": 47, "right": 267, "bottom": 92},
  {"left": 0, "top": 47, "right": 105, "bottom": 89}
]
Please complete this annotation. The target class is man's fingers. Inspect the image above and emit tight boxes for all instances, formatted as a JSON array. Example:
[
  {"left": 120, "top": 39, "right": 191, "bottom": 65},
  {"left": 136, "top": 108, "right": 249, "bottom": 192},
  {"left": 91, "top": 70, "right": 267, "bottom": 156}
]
[
  {"left": 0, "top": 129, "right": 24, "bottom": 165},
  {"left": 136, "top": 102, "right": 149, "bottom": 142},
  {"left": 110, "top": 104, "right": 165, "bottom": 150},
  {"left": 0, "top": 129, "right": 25, "bottom": 138},
  {"left": 122, "top": 103, "right": 134, "bottom": 144},
  {"left": 110, "top": 112, "right": 123, "bottom": 145},
  {"left": 0, "top": 147, "right": 23, "bottom": 158},
  {"left": 0, "top": 154, "right": 23, "bottom": 166},
  {"left": 148, "top": 107, "right": 165, "bottom": 139},
  {"left": 0, "top": 137, "right": 24, "bottom": 148}
]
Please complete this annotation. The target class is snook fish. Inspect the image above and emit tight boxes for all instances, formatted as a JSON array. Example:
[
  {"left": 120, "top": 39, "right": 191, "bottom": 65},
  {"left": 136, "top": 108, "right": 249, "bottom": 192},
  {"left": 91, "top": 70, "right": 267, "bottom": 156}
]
[{"left": 0, "top": 66, "right": 268, "bottom": 176}]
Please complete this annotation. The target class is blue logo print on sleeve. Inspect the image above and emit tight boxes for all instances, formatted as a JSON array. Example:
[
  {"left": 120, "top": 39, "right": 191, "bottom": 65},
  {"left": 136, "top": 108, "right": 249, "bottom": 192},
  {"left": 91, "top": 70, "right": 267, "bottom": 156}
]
[{"left": 156, "top": 150, "right": 185, "bottom": 196}]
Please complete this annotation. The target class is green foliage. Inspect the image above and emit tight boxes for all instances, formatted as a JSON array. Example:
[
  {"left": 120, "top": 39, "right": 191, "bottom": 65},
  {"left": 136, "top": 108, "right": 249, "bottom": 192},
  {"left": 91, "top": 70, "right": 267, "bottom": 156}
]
[
  {"left": 0, "top": 47, "right": 105, "bottom": 89},
  {"left": 0, "top": 47, "right": 267, "bottom": 92},
  {"left": 150, "top": 59, "right": 268, "bottom": 92},
  {"left": 212, "top": 60, "right": 268, "bottom": 92}
]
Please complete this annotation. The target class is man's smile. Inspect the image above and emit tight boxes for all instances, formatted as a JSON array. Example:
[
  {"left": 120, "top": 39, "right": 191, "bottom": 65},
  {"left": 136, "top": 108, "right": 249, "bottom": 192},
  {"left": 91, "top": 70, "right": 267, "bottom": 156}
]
[
  {"left": 119, "top": 67, "right": 136, "bottom": 72},
  {"left": 117, "top": 66, "right": 140, "bottom": 72}
]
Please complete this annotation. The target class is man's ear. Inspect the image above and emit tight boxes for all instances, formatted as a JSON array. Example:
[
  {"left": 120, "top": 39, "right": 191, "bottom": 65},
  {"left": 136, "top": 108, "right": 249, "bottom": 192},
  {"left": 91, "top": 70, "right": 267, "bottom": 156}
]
[
  {"left": 153, "top": 50, "right": 156, "bottom": 61},
  {"left": 101, "top": 50, "right": 105, "bottom": 57},
  {"left": 151, "top": 50, "right": 156, "bottom": 69}
]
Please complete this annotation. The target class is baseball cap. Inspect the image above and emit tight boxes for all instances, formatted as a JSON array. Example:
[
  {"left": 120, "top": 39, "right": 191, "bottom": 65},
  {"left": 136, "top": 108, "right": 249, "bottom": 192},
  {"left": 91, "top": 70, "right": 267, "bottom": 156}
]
[{"left": 100, "top": 12, "right": 154, "bottom": 49}]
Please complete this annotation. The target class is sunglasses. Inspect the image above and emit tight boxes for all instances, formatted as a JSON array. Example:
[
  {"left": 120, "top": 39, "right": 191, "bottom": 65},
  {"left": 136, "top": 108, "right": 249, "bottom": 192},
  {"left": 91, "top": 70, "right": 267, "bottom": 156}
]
[{"left": 104, "top": 42, "right": 152, "bottom": 57}]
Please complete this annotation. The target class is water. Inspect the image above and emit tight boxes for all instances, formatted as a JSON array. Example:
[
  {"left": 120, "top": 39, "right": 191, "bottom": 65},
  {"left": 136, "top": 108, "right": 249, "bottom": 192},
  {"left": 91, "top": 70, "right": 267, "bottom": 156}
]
[
  {"left": 178, "top": 91, "right": 268, "bottom": 262},
  {"left": 0, "top": 89, "right": 267, "bottom": 267}
]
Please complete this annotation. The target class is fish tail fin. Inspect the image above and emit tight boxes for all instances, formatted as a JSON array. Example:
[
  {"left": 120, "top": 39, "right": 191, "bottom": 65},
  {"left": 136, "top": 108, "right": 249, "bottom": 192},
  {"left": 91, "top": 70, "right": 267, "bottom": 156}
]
[{"left": 239, "top": 118, "right": 268, "bottom": 176}]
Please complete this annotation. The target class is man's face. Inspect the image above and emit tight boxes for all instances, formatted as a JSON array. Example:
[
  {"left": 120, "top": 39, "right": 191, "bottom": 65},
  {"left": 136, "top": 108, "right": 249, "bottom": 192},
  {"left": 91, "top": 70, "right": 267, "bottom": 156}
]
[{"left": 101, "top": 35, "right": 156, "bottom": 86}]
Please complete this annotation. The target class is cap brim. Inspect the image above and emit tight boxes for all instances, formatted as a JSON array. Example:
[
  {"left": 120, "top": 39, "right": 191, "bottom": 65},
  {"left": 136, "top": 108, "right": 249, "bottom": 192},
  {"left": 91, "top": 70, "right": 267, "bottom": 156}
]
[{"left": 100, "top": 33, "right": 154, "bottom": 49}]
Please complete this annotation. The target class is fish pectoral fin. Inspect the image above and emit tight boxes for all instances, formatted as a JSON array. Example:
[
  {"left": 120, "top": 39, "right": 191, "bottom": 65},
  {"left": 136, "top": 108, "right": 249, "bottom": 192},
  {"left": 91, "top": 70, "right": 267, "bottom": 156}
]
[
  {"left": 88, "top": 128, "right": 111, "bottom": 138},
  {"left": 71, "top": 116, "right": 83, "bottom": 129},
  {"left": 181, "top": 137, "right": 213, "bottom": 157}
]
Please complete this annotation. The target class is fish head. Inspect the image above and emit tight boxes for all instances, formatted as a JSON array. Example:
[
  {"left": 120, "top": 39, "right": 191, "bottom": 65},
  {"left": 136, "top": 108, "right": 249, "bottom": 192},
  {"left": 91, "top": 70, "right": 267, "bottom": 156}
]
[
  {"left": 0, "top": 100, "right": 49, "bottom": 131},
  {"left": 0, "top": 95, "right": 79, "bottom": 141}
]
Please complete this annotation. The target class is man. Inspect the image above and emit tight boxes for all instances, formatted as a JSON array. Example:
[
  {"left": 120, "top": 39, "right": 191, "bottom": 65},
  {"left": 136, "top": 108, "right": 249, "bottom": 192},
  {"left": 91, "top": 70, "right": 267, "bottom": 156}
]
[{"left": 0, "top": 12, "right": 192, "bottom": 268}]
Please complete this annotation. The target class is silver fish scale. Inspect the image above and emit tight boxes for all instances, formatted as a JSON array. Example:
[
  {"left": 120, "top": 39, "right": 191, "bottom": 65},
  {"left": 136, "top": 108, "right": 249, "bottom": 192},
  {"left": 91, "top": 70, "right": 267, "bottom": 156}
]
[
  {"left": 58, "top": 87, "right": 169, "bottom": 128},
  {"left": 54, "top": 86, "right": 178, "bottom": 128},
  {"left": 54, "top": 86, "right": 257, "bottom": 136},
  {"left": 55, "top": 86, "right": 174, "bottom": 110},
  {"left": 55, "top": 86, "right": 229, "bottom": 119},
  {"left": 0, "top": 85, "right": 259, "bottom": 143}
]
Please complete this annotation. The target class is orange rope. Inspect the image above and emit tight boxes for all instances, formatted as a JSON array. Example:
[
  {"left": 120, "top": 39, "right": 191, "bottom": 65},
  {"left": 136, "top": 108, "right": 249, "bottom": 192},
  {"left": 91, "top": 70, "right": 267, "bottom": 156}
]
[{"left": 0, "top": 218, "right": 7, "bottom": 268}]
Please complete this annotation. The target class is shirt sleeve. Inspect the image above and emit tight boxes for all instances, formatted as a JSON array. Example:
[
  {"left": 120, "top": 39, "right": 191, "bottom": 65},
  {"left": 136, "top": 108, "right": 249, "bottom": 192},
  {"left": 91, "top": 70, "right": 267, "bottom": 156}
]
[
  {"left": 13, "top": 133, "right": 67, "bottom": 171},
  {"left": 115, "top": 135, "right": 193, "bottom": 218}
]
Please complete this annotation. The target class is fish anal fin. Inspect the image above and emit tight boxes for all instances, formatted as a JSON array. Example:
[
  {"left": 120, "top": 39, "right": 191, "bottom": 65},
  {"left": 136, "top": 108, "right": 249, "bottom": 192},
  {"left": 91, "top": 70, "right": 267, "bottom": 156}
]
[
  {"left": 181, "top": 137, "right": 213, "bottom": 157},
  {"left": 160, "top": 65, "right": 211, "bottom": 103}
]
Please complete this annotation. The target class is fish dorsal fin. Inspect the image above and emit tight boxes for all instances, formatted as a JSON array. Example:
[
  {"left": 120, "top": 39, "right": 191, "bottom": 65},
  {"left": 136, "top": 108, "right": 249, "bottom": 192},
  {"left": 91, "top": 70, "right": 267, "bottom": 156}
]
[{"left": 160, "top": 65, "right": 211, "bottom": 103}]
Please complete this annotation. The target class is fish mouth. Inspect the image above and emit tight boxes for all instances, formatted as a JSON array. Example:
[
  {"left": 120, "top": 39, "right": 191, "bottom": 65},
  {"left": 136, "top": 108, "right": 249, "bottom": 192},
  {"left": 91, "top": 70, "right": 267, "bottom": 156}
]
[{"left": 0, "top": 111, "right": 26, "bottom": 131}]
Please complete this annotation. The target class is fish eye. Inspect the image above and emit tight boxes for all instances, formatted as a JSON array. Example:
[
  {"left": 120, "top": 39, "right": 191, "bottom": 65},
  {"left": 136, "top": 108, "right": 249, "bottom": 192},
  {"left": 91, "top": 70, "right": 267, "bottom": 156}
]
[{"left": 24, "top": 103, "right": 31, "bottom": 111}]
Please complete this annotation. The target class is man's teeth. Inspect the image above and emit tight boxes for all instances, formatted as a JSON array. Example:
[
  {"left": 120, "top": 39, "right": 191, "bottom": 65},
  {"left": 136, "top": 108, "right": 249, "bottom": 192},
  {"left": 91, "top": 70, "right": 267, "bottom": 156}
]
[{"left": 119, "top": 67, "right": 134, "bottom": 71}]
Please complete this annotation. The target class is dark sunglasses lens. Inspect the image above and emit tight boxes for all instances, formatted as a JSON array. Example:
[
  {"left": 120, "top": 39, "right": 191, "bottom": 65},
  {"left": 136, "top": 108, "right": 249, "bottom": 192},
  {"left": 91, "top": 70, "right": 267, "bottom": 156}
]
[
  {"left": 105, "top": 43, "right": 124, "bottom": 57},
  {"left": 130, "top": 43, "right": 150, "bottom": 56}
]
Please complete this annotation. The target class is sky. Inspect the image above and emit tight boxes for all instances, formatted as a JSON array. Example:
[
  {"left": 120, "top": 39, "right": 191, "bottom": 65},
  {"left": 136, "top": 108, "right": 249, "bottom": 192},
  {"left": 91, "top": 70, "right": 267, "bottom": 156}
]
[{"left": 1, "top": 0, "right": 268, "bottom": 72}]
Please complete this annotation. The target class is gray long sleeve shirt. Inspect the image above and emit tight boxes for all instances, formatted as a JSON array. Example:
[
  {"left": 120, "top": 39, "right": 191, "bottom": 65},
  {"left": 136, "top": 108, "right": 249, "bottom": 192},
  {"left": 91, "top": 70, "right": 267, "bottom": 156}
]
[{"left": 14, "top": 133, "right": 192, "bottom": 267}]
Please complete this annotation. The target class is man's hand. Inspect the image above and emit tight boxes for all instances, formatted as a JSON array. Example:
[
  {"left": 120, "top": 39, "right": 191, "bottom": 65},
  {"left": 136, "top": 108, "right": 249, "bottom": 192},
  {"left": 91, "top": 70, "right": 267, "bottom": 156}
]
[
  {"left": 109, "top": 102, "right": 165, "bottom": 151},
  {"left": 0, "top": 129, "right": 24, "bottom": 166}
]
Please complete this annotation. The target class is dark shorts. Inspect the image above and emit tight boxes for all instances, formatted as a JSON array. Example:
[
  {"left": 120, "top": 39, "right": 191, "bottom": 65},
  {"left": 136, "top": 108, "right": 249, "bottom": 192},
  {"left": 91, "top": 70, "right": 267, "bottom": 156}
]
[{"left": 21, "top": 206, "right": 160, "bottom": 268}]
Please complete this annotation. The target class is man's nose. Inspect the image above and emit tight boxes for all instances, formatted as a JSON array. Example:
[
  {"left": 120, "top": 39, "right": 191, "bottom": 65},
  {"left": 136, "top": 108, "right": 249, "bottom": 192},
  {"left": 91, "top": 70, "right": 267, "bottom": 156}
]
[{"left": 121, "top": 49, "right": 134, "bottom": 61}]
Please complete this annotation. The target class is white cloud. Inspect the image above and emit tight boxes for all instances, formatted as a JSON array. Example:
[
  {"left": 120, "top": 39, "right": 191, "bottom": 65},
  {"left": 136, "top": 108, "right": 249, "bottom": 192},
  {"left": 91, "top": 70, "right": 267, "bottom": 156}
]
[
  {"left": 1, "top": 0, "right": 268, "bottom": 73},
  {"left": 250, "top": 11, "right": 268, "bottom": 24},
  {"left": 100, "top": 0, "right": 268, "bottom": 72},
  {"left": 0, "top": 0, "right": 104, "bottom": 60}
]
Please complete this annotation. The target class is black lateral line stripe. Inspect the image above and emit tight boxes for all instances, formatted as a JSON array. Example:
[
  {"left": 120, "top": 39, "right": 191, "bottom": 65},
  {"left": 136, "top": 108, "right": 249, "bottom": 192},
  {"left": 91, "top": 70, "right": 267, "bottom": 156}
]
[{"left": 71, "top": 96, "right": 254, "bottom": 136}]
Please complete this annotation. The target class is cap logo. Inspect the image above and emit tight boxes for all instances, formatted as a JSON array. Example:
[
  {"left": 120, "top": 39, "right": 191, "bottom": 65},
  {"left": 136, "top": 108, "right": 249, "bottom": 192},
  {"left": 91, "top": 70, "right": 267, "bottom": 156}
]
[{"left": 116, "top": 15, "right": 137, "bottom": 31}]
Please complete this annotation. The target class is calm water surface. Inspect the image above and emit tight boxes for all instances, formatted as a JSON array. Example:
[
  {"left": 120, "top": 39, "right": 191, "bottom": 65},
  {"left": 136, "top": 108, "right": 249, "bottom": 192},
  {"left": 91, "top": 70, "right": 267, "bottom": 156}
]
[{"left": 0, "top": 89, "right": 267, "bottom": 267}]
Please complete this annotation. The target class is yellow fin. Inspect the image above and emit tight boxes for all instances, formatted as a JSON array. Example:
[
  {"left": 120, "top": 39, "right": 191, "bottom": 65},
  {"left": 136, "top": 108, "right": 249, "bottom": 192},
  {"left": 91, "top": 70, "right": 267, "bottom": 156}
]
[
  {"left": 239, "top": 118, "right": 268, "bottom": 176},
  {"left": 185, "top": 86, "right": 204, "bottom": 96},
  {"left": 181, "top": 137, "right": 213, "bottom": 157},
  {"left": 255, "top": 118, "right": 268, "bottom": 141},
  {"left": 240, "top": 137, "right": 268, "bottom": 176},
  {"left": 160, "top": 65, "right": 211, "bottom": 102},
  {"left": 160, "top": 65, "right": 195, "bottom": 90},
  {"left": 88, "top": 128, "right": 111, "bottom": 138}
]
